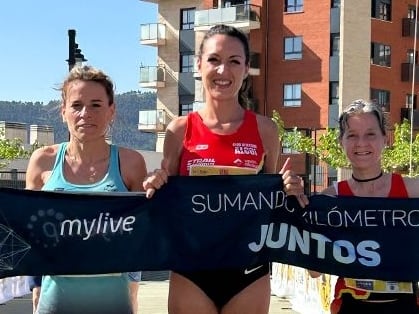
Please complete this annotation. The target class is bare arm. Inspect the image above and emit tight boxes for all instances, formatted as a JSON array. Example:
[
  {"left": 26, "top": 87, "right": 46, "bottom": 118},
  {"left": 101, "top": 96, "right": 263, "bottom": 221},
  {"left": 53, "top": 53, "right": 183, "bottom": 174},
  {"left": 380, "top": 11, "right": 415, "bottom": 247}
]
[
  {"left": 256, "top": 114, "right": 279, "bottom": 174},
  {"left": 25, "top": 146, "right": 57, "bottom": 190},
  {"left": 119, "top": 147, "right": 148, "bottom": 192},
  {"left": 142, "top": 117, "right": 186, "bottom": 197},
  {"left": 161, "top": 116, "right": 187, "bottom": 175},
  {"left": 403, "top": 176, "right": 419, "bottom": 197}
]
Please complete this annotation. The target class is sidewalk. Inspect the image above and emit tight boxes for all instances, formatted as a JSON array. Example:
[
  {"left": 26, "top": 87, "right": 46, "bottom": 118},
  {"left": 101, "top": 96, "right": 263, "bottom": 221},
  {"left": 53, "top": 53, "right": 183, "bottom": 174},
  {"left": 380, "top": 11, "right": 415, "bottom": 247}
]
[
  {"left": 138, "top": 281, "right": 299, "bottom": 314},
  {"left": 1, "top": 280, "right": 299, "bottom": 313}
]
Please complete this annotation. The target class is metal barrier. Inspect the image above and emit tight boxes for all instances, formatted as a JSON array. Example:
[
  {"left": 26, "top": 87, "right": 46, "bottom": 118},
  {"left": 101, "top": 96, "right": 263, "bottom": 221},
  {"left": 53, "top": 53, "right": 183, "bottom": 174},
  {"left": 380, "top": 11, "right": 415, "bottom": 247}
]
[{"left": 0, "top": 170, "right": 26, "bottom": 189}]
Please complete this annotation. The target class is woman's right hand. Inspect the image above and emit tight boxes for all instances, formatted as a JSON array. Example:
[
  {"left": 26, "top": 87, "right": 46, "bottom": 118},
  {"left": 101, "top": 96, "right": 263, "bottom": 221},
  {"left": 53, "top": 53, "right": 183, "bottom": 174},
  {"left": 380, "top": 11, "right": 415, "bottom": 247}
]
[
  {"left": 280, "top": 158, "right": 309, "bottom": 208},
  {"left": 142, "top": 169, "right": 169, "bottom": 198}
]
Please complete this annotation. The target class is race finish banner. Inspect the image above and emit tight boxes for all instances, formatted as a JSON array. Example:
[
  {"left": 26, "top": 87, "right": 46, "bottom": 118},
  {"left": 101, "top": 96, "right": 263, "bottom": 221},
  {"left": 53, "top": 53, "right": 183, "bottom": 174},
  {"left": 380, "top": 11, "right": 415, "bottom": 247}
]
[{"left": 0, "top": 174, "right": 419, "bottom": 281}]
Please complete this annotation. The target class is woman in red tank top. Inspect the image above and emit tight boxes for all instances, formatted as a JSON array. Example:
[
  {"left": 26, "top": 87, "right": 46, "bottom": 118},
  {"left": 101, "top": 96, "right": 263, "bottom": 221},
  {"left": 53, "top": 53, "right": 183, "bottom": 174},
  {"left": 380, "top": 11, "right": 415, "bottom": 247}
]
[
  {"left": 309, "top": 99, "right": 419, "bottom": 314},
  {"left": 142, "top": 24, "right": 306, "bottom": 314}
]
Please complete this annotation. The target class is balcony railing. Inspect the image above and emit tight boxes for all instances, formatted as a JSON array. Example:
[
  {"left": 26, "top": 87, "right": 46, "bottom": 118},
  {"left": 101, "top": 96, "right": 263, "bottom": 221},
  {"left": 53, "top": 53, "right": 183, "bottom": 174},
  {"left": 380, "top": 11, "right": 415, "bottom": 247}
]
[
  {"left": 140, "top": 23, "right": 166, "bottom": 46},
  {"left": 139, "top": 65, "right": 165, "bottom": 88},
  {"left": 401, "top": 63, "right": 419, "bottom": 82},
  {"left": 138, "top": 109, "right": 171, "bottom": 132},
  {"left": 194, "top": 4, "right": 261, "bottom": 32},
  {"left": 402, "top": 18, "right": 418, "bottom": 37}
]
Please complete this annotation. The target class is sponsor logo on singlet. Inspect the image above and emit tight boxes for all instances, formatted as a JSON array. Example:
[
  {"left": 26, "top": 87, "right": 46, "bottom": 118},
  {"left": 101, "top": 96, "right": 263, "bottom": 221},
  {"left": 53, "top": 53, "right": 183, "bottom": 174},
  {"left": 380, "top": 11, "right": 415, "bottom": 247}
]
[
  {"left": 233, "top": 159, "right": 244, "bottom": 167},
  {"left": 233, "top": 143, "right": 258, "bottom": 156},
  {"left": 195, "top": 144, "right": 208, "bottom": 151},
  {"left": 187, "top": 158, "right": 216, "bottom": 170}
]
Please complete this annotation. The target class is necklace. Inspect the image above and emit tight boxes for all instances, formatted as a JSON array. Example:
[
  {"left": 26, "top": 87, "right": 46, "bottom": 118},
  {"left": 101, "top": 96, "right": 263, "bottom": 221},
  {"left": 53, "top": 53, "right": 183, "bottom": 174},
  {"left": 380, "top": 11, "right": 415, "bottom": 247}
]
[
  {"left": 352, "top": 171, "right": 383, "bottom": 183},
  {"left": 66, "top": 148, "right": 109, "bottom": 183}
]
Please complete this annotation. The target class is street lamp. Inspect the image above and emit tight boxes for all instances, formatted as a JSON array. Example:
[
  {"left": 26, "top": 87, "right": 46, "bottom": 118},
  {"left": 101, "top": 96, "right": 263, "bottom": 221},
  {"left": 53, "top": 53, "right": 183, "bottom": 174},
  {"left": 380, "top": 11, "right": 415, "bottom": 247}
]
[{"left": 66, "top": 29, "right": 87, "bottom": 71}]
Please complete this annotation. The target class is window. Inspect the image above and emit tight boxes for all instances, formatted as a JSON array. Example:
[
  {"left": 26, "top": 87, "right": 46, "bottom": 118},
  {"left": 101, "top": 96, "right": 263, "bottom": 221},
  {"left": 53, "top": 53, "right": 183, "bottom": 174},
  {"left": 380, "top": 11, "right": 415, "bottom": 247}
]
[
  {"left": 372, "top": 0, "right": 391, "bottom": 21},
  {"left": 283, "top": 83, "right": 302, "bottom": 107},
  {"left": 408, "top": 5, "right": 416, "bottom": 20},
  {"left": 371, "top": 42, "right": 391, "bottom": 67},
  {"left": 180, "top": 53, "right": 195, "bottom": 73},
  {"left": 224, "top": 0, "right": 250, "bottom": 6},
  {"left": 370, "top": 88, "right": 390, "bottom": 111},
  {"left": 180, "top": 103, "right": 194, "bottom": 116},
  {"left": 331, "top": 34, "right": 340, "bottom": 56},
  {"left": 407, "top": 49, "right": 417, "bottom": 64},
  {"left": 181, "top": 8, "right": 195, "bottom": 30},
  {"left": 285, "top": 0, "right": 303, "bottom": 12},
  {"left": 330, "top": 82, "right": 339, "bottom": 105},
  {"left": 331, "top": 0, "right": 340, "bottom": 8},
  {"left": 179, "top": 94, "right": 194, "bottom": 116},
  {"left": 284, "top": 36, "right": 302, "bottom": 60},
  {"left": 406, "top": 94, "right": 417, "bottom": 109}
]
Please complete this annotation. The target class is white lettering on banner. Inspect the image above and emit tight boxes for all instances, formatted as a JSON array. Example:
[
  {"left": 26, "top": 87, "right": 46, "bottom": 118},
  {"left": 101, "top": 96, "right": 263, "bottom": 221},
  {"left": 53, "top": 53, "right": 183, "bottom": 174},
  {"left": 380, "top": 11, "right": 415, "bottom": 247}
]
[
  {"left": 191, "top": 190, "right": 295, "bottom": 213},
  {"left": 303, "top": 206, "right": 419, "bottom": 227},
  {"left": 60, "top": 212, "right": 136, "bottom": 241},
  {"left": 248, "top": 223, "right": 381, "bottom": 267}
]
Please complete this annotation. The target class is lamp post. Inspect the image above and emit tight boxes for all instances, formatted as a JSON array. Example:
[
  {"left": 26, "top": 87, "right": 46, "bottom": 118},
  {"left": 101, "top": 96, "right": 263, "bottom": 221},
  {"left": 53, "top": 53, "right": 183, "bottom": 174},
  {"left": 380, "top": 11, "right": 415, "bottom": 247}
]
[{"left": 66, "top": 29, "right": 87, "bottom": 71}]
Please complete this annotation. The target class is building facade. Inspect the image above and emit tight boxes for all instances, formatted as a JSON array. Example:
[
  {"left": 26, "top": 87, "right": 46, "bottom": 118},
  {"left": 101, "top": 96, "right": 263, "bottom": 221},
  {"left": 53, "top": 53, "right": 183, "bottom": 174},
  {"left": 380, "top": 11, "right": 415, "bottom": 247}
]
[{"left": 138, "top": 0, "right": 419, "bottom": 192}]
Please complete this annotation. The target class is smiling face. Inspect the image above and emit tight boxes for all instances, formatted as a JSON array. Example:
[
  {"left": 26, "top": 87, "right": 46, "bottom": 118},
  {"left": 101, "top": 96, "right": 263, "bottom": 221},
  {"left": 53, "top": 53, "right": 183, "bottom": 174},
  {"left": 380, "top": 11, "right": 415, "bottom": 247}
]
[
  {"left": 340, "top": 112, "right": 387, "bottom": 171},
  {"left": 61, "top": 79, "right": 115, "bottom": 142},
  {"left": 197, "top": 34, "right": 249, "bottom": 103}
]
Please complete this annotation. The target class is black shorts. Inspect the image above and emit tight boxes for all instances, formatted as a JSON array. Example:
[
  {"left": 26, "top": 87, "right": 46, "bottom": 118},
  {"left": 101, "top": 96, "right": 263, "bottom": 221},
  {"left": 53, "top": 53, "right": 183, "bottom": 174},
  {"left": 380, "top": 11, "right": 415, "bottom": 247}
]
[
  {"left": 175, "top": 263, "right": 269, "bottom": 309},
  {"left": 338, "top": 293, "right": 419, "bottom": 314}
]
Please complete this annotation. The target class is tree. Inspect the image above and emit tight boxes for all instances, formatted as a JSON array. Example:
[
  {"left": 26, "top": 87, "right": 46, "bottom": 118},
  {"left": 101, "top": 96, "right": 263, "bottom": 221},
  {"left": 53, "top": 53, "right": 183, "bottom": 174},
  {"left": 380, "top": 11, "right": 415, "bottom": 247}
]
[
  {"left": 273, "top": 110, "right": 419, "bottom": 177},
  {"left": 0, "top": 129, "right": 30, "bottom": 169},
  {"left": 382, "top": 120, "right": 419, "bottom": 176}
]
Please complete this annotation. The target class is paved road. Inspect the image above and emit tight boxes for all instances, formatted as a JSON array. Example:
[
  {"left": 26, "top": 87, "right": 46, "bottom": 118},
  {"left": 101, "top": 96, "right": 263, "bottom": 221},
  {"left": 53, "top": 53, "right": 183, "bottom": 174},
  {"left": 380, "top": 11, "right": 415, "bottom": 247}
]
[
  {"left": 1, "top": 293, "right": 32, "bottom": 314},
  {"left": 1, "top": 281, "right": 299, "bottom": 314}
]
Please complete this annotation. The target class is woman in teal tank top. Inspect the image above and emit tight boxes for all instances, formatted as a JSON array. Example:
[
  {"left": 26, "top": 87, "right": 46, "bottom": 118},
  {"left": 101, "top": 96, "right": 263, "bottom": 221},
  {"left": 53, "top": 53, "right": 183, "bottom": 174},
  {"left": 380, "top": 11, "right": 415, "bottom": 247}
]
[{"left": 25, "top": 66, "right": 148, "bottom": 314}]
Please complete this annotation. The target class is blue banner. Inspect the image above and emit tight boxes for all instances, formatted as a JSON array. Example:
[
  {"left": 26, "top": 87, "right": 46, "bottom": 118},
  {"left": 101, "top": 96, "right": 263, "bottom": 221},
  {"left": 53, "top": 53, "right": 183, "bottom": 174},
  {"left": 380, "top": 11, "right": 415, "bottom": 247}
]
[{"left": 0, "top": 175, "right": 418, "bottom": 281}]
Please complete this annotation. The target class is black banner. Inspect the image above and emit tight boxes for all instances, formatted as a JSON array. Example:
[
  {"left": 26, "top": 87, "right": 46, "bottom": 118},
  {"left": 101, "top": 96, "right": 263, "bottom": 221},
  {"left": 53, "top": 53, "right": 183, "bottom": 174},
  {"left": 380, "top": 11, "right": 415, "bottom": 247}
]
[{"left": 0, "top": 174, "right": 418, "bottom": 281}]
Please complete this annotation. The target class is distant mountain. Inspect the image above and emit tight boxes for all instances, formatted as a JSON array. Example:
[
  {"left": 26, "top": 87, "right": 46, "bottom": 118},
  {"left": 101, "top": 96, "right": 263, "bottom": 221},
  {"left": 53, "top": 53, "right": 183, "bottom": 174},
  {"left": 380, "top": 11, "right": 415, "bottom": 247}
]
[{"left": 0, "top": 91, "right": 157, "bottom": 150}]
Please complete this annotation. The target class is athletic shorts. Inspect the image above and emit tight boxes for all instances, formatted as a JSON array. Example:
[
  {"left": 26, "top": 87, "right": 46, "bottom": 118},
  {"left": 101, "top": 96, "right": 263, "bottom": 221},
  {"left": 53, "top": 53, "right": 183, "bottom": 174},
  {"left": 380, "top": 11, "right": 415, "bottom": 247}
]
[{"left": 175, "top": 263, "right": 269, "bottom": 309}]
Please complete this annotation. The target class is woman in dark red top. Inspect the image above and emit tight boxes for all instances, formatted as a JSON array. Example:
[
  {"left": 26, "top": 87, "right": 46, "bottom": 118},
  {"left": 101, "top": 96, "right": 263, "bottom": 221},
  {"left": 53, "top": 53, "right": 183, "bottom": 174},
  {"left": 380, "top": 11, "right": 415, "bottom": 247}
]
[
  {"left": 309, "top": 99, "right": 419, "bottom": 314},
  {"left": 143, "top": 24, "right": 306, "bottom": 314}
]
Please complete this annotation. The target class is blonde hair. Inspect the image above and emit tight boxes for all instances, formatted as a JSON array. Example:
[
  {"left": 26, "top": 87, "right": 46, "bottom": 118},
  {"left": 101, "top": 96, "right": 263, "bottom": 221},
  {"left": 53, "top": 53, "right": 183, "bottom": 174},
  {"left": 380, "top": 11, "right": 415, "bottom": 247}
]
[{"left": 61, "top": 65, "right": 115, "bottom": 105}]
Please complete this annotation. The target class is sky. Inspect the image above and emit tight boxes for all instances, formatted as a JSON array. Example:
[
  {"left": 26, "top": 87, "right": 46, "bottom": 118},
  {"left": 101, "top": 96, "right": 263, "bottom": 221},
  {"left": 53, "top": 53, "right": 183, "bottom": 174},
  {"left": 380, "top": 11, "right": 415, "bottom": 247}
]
[{"left": 0, "top": 0, "right": 158, "bottom": 104}]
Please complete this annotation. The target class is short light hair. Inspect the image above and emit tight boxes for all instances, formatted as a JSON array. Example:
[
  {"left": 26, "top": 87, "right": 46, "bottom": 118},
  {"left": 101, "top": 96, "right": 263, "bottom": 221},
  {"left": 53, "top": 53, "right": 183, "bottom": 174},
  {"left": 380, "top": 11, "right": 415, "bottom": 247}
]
[
  {"left": 60, "top": 65, "right": 115, "bottom": 105},
  {"left": 338, "top": 99, "right": 387, "bottom": 139}
]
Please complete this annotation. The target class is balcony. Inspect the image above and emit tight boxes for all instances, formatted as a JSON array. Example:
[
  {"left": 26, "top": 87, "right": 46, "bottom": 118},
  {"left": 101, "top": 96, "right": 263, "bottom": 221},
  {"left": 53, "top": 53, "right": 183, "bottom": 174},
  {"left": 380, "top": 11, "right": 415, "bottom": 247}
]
[
  {"left": 140, "top": 23, "right": 166, "bottom": 46},
  {"left": 401, "top": 63, "right": 419, "bottom": 82},
  {"left": 139, "top": 65, "right": 165, "bottom": 88},
  {"left": 138, "top": 109, "right": 171, "bottom": 133},
  {"left": 249, "top": 52, "right": 260, "bottom": 76},
  {"left": 194, "top": 4, "right": 261, "bottom": 32},
  {"left": 402, "top": 18, "right": 418, "bottom": 37}
]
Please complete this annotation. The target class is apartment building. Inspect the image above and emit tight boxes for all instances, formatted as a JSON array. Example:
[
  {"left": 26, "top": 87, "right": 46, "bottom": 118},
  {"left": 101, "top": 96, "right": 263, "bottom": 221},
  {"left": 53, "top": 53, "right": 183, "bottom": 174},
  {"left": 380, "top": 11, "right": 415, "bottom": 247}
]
[{"left": 138, "top": 0, "right": 419, "bottom": 192}]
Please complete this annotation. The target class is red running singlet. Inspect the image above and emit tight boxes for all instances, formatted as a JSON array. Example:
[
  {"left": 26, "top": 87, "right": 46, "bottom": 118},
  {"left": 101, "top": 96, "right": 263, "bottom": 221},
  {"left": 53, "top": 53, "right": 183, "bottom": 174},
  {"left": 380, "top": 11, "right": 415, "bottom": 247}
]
[{"left": 179, "top": 110, "right": 265, "bottom": 176}]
